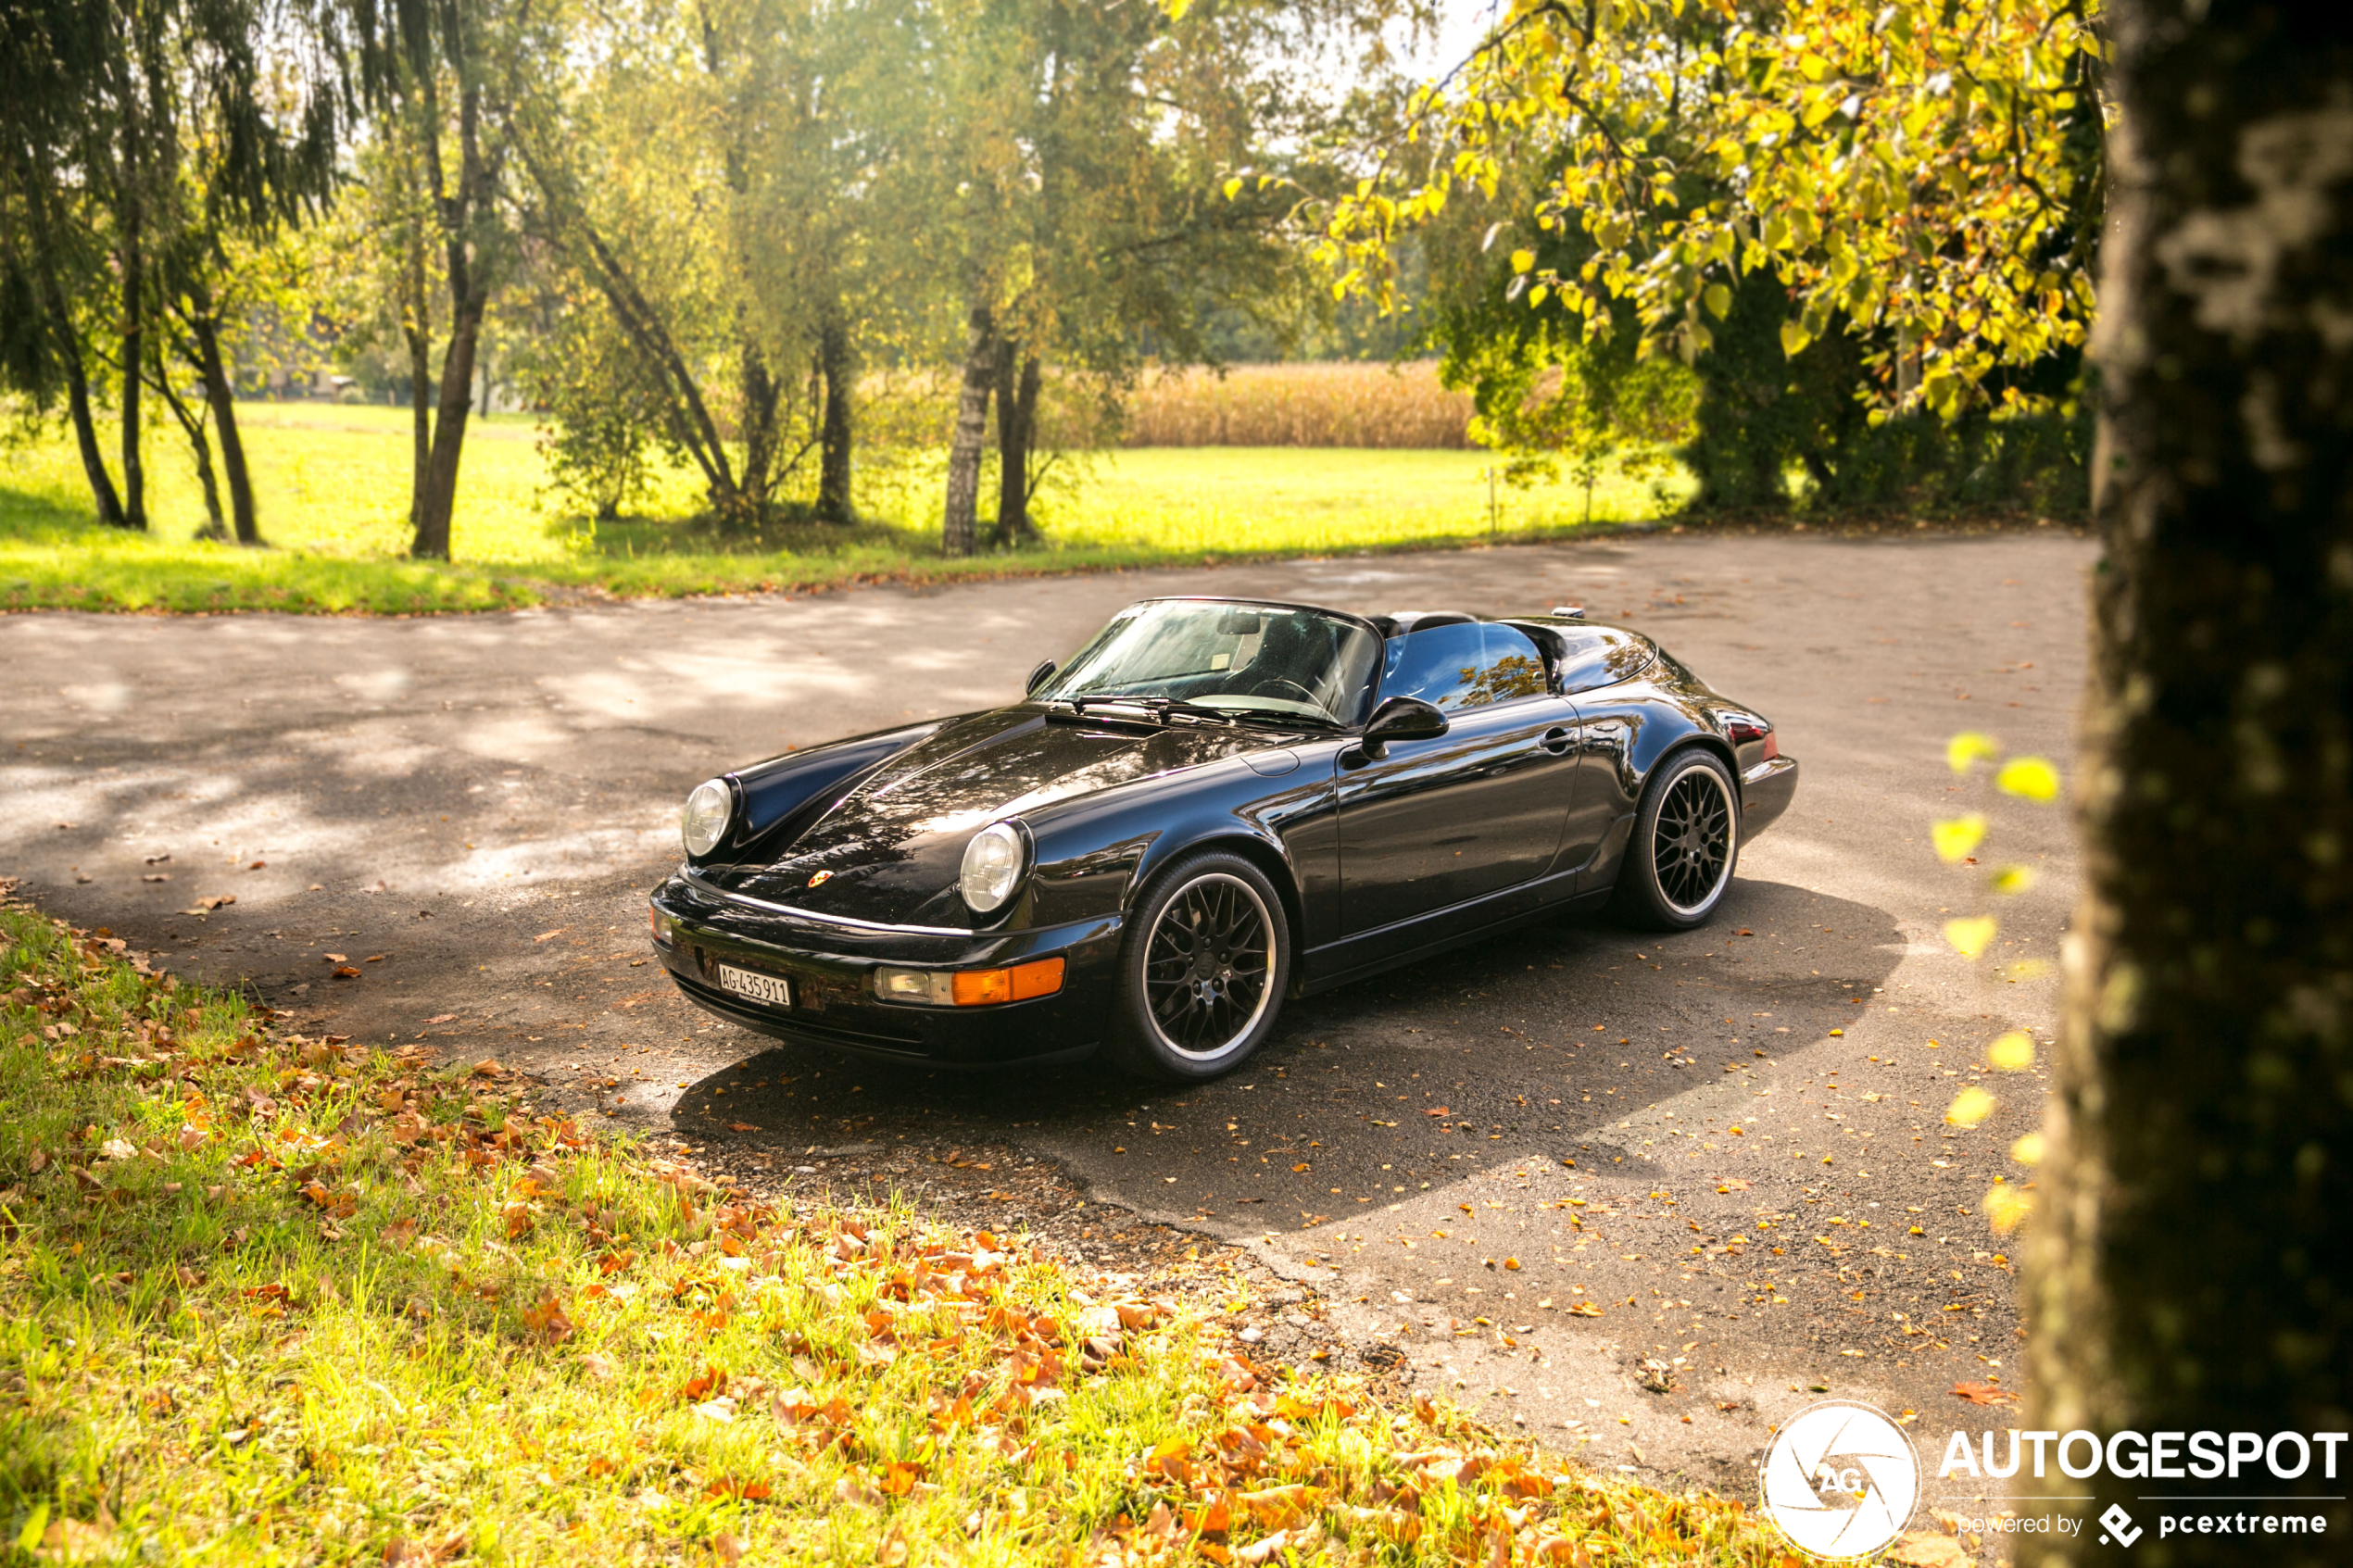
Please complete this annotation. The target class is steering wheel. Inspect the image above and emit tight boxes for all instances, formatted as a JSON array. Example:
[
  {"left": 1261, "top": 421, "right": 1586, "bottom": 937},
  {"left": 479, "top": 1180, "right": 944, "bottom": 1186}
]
[{"left": 1246, "top": 677, "right": 1317, "bottom": 705}]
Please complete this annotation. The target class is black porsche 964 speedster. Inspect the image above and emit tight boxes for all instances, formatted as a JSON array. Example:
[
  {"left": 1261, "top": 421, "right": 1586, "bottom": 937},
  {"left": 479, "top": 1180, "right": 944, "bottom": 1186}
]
[{"left": 648, "top": 597, "right": 1797, "bottom": 1081}]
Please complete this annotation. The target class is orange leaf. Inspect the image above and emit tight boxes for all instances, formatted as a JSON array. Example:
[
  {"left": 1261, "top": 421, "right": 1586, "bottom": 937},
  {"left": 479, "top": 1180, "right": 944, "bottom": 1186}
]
[
  {"left": 522, "top": 1293, "right": 575, "bottom": 1344},
  {"left": 1952, "top": 1381, "right": 2014, "bottom": 1406},
  {"left": 704, "top": 1476, "right": 772, "bottom": 1501},
  {"left": 1236, "top": 1485, "right": 1319, "bottom": 1528}
]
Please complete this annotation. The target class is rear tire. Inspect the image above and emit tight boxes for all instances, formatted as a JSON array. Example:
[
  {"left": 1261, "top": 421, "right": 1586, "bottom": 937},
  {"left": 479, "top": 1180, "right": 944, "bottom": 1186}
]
[
  {"left": 1105, "top": 851, "right": 1291, "bottom": 1082},
  {"left": 1611, "top": 748, "right": 1741, "bottom": 931}
]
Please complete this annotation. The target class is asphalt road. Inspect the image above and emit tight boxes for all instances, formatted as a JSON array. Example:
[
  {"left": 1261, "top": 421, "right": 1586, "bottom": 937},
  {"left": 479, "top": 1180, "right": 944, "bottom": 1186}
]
[{"left": 2, "top": 525, "right": 2094, "bottom": 1499}]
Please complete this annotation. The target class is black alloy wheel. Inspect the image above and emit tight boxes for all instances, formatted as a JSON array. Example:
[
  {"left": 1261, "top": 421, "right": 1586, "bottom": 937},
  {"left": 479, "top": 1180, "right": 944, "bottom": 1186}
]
[
  {"left": 1107, "top": 850, "right": 1291, "bottom": 1081},
  {"left": 1612, "top": 748, "right": 1741, "bottom": 930}
]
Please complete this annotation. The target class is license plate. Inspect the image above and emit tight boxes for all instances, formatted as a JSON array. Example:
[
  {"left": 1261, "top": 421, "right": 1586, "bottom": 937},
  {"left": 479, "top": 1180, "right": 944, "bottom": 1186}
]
[{"left": 716, "top": 964, "right": 792, "bottom": 1008}]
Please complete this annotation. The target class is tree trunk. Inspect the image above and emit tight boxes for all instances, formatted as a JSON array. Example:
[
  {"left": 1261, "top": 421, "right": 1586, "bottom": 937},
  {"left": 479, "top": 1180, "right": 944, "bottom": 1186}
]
[
  {"left": 817, "top": 314, "right": 855, "bottom": 524},
  {"left": 412, "top": 283, "right": 484, "bottom": 559},
  {"left": 2020, "top": 5, "right": 2353, "bottom": 1562},
  {"left": 42, "top": 270, "right": 125, "bottom": 528},
  {"left": 409, "top": 72, "right": 492, "bottom": 562},
  {"left": 188, "top": 299, "right": 259, "bottom": 546},
  {"left": 152, "top": 346, "right": 225, "bottom": 540},
  {"left": 729, "top": 343, "right": 780, "bottom": 531},
  {"left": 941, "top": 304, "right": 995, "bottom": 558},
  {"left": 118, "top": 204, "right": 146, "bottom": 531},
  {"left": 989, "top": 348, "right": 1043, "bottom": 548}
]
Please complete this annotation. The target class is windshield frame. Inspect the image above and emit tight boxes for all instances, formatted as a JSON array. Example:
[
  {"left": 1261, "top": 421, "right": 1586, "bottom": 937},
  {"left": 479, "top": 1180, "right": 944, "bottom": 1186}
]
[{"left": 1036, "top": 597, "right": 1388, "bottom": 730}]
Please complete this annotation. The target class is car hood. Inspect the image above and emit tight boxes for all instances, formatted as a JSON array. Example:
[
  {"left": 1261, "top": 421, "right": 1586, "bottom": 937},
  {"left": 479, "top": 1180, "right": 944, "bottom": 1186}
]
[{"left": 696, "top": 706, "right": 1275, "bottom": 928}]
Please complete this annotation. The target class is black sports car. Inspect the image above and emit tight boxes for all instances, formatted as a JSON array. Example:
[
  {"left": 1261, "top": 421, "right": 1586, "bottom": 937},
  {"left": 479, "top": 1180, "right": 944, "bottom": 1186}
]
[{"left": 648, "top": 597, "right": 1797, "bottom": 1081}]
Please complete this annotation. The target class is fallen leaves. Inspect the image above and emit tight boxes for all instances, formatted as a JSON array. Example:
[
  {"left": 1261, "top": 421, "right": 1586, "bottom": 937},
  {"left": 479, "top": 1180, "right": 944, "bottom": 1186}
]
[
  {"left": 1951, "top": 1381, "right": 2014, "bottom": 1406},
  {"left": 522, "top": 1293, "right": 575, "bottom": 1344}
]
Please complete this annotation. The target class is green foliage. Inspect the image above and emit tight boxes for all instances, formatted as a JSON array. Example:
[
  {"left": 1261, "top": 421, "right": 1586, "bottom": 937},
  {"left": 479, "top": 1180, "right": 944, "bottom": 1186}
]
[
  {"left": 1325, "top": 0, "right": 2106, "bottom": 423},
  {"left": 524, "top": 295, "right": 676, "bottom": 523}
]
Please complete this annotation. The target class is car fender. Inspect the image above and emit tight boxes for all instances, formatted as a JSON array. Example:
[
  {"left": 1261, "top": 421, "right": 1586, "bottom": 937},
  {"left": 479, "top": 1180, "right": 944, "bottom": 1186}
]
[
  {"left": 1019, "top": 749, "right": 1333, "bottom": 937},
  {"left": 723, "top": 718, "right": 950, "bottom": 854}
]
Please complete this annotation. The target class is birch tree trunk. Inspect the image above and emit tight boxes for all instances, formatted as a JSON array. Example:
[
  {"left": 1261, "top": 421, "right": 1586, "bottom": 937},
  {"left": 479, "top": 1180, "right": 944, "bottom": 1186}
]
[
  {"left": 941, "top": 304, "right": 994, "bottom": 558},
  {"left": 2021, "top": 4, "right": 2353, "bottom": 1562}
]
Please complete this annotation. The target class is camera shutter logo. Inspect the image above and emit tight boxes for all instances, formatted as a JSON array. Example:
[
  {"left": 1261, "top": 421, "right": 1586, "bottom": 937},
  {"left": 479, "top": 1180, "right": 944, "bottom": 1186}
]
[{"left": 1758, "top": 1399, "right": 1921, "bottom": 1559}]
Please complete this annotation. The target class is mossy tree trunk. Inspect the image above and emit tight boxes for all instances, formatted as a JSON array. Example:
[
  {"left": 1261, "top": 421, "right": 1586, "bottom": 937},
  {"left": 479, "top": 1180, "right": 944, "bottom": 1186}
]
[
  {"left": 816, "top": 314, "right": 855, "bottom": 524},
  {"left": 2022, "top": 4, "right": 2353, "bottom": 1562}
]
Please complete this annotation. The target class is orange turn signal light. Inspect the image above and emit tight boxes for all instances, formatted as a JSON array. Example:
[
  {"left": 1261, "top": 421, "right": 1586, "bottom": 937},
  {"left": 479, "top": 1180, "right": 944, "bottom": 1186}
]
[{"left": 951, "top": 956, "right": 1065, "bottom": 1007}]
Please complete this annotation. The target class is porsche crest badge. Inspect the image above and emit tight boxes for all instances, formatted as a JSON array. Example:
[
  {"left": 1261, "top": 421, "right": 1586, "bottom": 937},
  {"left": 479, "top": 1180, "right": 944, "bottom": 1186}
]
[{"left": 807, "top": 870, "right": 834, "bottom": 888}]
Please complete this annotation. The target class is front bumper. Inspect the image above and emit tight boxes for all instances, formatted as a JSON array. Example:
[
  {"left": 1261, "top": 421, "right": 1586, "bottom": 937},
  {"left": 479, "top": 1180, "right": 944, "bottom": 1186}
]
[
  {"left": 1739, "top": 754, "right": 1799, "bottom": 843},
  {"left": 649, "top": 872, "right": 1123, "bottom": 1069}
]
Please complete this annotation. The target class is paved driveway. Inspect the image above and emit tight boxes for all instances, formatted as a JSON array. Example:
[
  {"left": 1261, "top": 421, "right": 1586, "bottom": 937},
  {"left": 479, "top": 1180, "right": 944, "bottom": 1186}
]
[{"left": 2, "top": 526, "right": 2094, "bottom": 1496}]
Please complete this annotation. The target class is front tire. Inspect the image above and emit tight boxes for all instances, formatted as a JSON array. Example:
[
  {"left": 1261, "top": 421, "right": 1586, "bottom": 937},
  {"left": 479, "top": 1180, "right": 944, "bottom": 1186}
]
[
  {"left": 1105, "top": 851, "right": 1291, "bottom": 1082},
  {"left": 1612, "top": 748, "right": 1741, "bottom": 931}
]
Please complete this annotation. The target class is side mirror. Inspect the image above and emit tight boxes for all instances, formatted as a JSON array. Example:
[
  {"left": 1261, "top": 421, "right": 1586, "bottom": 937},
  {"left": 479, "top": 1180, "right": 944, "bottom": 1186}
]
[
  {"left": 1356, "top": 695, "right": 1448, "bottom": 759},
  {"left": 1026, "top": 659, "right": 1058, "bottom": 696}
]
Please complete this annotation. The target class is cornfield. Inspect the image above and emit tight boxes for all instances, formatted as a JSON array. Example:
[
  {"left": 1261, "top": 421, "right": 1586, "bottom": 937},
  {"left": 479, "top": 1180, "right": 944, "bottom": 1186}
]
[{"left": 1124, "top": 361, "right": 1473, "bottom": 449}]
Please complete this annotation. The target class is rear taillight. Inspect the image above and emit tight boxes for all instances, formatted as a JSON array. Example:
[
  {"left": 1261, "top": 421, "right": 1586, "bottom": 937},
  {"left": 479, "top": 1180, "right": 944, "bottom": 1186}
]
[{"left": 1726, "top": 717, "right": 1779, "bottom": 759}]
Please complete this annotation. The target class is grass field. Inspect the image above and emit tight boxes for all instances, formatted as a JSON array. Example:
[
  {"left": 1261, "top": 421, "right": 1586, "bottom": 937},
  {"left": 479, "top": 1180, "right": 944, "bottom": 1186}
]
[
  {"left": 0, "top": 903, "right": 1806, "bottom": 1564},
  {"left": 0, "top": 403, "right": 1686, "bottom": 615}
]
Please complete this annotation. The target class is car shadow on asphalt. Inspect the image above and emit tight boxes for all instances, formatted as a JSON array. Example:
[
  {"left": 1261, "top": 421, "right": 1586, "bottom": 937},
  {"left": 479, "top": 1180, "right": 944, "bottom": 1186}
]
[{"left": 689, "top": 878, "right": 1906, "bottom": 1223}]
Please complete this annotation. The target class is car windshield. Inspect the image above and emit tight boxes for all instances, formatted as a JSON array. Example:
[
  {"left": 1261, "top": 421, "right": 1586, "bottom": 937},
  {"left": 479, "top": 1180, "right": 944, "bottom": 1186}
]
[{"left": 1040, "top": 600, "right": 1382, "bottom": 726}]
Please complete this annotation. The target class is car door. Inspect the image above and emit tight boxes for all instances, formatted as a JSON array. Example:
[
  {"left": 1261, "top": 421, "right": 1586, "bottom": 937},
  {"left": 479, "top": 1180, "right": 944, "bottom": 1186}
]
[{"left": 1335, "top": 621, "right": 1579, "bottom": 935}]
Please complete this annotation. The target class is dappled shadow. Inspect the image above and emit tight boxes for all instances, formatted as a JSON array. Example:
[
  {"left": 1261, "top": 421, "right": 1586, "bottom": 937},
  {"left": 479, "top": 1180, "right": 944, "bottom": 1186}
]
[{"left": 0, "top": 480, "right": 113, "bottom": 545}]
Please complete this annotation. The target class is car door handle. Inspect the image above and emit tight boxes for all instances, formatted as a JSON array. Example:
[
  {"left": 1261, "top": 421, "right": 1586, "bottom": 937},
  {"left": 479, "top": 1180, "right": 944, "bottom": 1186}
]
[{"left": 1540, "top": 726, "right": 1573, "bottom": 756}]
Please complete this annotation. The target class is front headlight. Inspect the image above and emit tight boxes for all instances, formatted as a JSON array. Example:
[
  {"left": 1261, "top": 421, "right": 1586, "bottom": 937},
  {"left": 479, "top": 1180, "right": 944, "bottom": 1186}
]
[
  {"left": 681, "top": 778, "right": 733, "bottom": 858},
  {"left": 958, "top": 821, "right": 1026, "bottom": 913}
]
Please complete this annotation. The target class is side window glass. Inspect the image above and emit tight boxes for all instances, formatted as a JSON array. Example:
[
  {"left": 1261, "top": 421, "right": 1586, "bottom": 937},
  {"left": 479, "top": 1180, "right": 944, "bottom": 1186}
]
[
  {"left": 1380, "top": 623, "right": 1549, "bottom": 712},
  {"left": 1554, "top": 627, "right": 1655, "bottom": 694}
]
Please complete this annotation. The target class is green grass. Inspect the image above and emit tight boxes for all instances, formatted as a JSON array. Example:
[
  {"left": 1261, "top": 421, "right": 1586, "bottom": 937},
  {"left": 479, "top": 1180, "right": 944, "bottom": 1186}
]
[
  {"left": 0, "top": 405, "right": 1686, "bottom": 614},
  {"left": 0, "top": 903, "right": 1800, "bottom": 1565}
]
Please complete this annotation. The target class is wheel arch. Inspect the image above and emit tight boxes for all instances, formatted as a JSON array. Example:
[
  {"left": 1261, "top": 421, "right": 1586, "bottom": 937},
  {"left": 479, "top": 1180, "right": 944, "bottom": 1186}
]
[
  {"left": 1630, "top": 724, "right": 1739, "bottom": 797},
  {"left": 1129, "top": 830, "right": 1306, "bottom": 972}
]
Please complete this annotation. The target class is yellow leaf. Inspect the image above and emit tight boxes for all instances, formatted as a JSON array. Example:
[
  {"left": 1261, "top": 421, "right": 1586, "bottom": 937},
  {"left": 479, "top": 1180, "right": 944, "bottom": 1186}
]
[
  {"left": 1944, "top": 916, "right": 1997, "bottom": 960},
  {"left": 1221, "top": 177, "right": 1242, "bottom": 200},
  {"left": 1779, "top": 319, "right": 1812, "bottom": 358},
  {"left": 1995, "top": 757, "right": 2061, "bottom": 802},
  {"left": 1990, "top": 864, "right": 2035, "bottom": 895},
  {"left": 1510, "top": 247, "right": 1536, "bottom": 273},
  {"left": 1983, "top": 1184, "right": 2035, "bottom": 1234},
  {"left": 1987, "top": 1031, "right": 2035, "bottom": 1071},
  {"left": 1931, "top": 814, "right": 1987, "bottom": 863},
  {"left": 2009, "top": 1132, "right": 2045, "bottom": 1165},
  {"left": 1945, "top": 732, "right": 2000, "bottom": 773},
  {"left": 1945, "top": 1087, "right": 1995, "bottom": 1128},
  {"left": 1704, "top": 282, "right": 1731, "bottom": 319}
]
